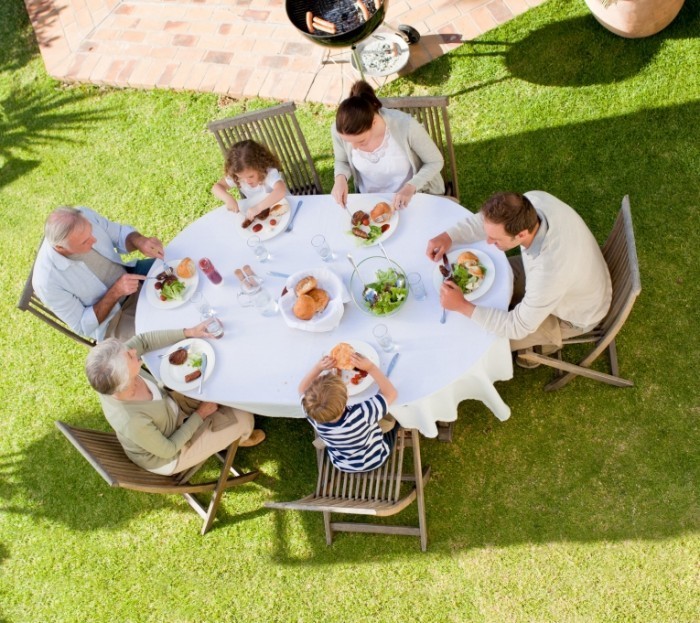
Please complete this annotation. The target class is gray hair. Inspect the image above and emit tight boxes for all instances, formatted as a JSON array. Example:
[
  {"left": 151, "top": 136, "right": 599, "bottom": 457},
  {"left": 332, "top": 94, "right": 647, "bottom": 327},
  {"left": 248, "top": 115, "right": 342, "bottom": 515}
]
[
  {"left": 85, "top": 338, "right": 130, "bottom": 395},
  {"left": 44, "top": 206, "right": 87, "bottom": 247}
]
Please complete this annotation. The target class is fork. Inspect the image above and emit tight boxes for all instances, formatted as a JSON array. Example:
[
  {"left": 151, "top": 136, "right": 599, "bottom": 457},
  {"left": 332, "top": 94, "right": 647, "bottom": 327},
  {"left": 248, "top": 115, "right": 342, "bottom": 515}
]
[{"left": 285, "top": 200, "right": 303, "bottom": 232}]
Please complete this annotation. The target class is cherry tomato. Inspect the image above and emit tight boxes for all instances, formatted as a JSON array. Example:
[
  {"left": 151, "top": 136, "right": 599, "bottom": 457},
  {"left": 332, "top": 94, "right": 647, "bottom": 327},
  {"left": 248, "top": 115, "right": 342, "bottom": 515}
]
[
  {"left": 252, "top": 223, "right": 263, "bottom": 233},
  {"left": 269, "top": 219, "right": 277, "bottom": 227},
  {"left": 350, "top": 376, "right": 361, "bottom": 385}
]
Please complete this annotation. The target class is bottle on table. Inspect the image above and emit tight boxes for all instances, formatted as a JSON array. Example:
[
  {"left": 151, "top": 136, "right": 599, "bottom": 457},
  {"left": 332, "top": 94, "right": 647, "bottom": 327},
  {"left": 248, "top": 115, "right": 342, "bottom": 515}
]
[{"left": 199, "top": 258, "right": 222, "bottom": 285}]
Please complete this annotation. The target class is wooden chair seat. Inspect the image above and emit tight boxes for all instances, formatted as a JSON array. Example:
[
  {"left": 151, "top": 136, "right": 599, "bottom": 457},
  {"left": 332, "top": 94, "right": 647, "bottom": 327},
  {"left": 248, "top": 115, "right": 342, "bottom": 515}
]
[
  {"left": 56, "top": 421, "right": 259, "bottom": 535},
  {"left": 519, "top": 195, "right": 642, "bottom": 390},
  {"left": 208, "top": 102, "right": 323, "bottom": 196},
  {"left": 265, "top": 428, "right": 430, "bottom": 551},
  {"left": 380, "top": 95, "right": 460, "bottom": 202}
]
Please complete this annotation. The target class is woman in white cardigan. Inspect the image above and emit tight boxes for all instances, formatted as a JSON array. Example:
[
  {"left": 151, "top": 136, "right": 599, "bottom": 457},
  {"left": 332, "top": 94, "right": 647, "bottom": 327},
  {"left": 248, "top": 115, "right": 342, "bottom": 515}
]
[
  {"left": 85, "top": 324, "right": 265, "bottom": 475},
  {"left": 331, "top": 81, "right": 444, "bottom": 211}
]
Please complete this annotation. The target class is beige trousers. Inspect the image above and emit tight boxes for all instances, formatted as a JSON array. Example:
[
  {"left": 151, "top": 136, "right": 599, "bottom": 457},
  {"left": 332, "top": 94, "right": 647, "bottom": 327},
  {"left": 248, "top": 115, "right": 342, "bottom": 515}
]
[
  {"left": 170, "top": 392, "right": 255, "bottom": 473},
  {"left": 104, "top": 292, "right": 138, "bottom": 341},
  {"left": 508, "top": 255, "right": 586, "bottom": 354}
]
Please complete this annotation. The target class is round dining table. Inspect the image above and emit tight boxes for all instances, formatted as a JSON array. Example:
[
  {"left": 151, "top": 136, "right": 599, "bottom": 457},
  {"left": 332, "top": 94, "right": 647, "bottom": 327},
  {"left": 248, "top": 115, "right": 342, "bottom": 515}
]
[{"left": 136, "top": 193, "right": 514, "bottom": 437}]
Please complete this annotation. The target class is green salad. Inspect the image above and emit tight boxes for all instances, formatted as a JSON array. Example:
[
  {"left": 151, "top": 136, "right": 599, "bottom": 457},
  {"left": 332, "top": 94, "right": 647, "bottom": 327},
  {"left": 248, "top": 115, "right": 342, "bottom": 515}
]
[
  {"left": 189, "top": 354, "right": 203, "bottom": 368},
  {"left": 451, "top": 262, "right": 486, "bottom": 293},
  {"left": 365, "top": 268, "right": 407, "bottom": 315},
  {"left": 161, "top": 279, "right": 186, "bottom": 301}
]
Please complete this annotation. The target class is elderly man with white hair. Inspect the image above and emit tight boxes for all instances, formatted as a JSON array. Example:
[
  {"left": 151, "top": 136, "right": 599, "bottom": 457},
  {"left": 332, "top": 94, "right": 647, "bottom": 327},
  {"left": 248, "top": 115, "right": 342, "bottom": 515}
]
[{"left": 33, "top": 206, "right": 165, "bottom": 341}]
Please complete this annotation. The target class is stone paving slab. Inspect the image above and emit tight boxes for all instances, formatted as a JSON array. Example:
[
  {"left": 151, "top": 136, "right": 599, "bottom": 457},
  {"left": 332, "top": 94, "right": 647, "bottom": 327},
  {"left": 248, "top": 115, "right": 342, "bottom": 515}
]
[{"left": 24, "top": 0, "right": 548, "bottom": 104}]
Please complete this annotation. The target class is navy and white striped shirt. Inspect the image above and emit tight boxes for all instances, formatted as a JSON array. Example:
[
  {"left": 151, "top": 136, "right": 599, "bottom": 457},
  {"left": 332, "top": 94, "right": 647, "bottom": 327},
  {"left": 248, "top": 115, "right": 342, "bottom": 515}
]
[{"left": 305, "top": 394, "right": 389, "bottom": 473}]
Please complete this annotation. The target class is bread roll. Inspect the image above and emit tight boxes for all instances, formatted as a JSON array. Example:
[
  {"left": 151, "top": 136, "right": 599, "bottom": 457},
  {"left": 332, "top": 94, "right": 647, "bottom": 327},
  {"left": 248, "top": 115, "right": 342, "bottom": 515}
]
[
  {"left": 308, "top": 288, "right": 330, "bottom": 313},
  {"left": 457, "top": 251, "right": 479, "bottom": 266},
  {"left": 176, "top": 257, "right": 195, "bottom": 279},
  {"left": 330, "top": 342, "right": 355, "bottom": 370},
  {"left": 295, "top": 276, "right": 317, "bottom": 296},
  {"left": 370, "top": 201, "right": 392, "bottom": 223},
  {"left": 293, "top": 294, "right": 316, "bottom": 320},
  {"left": 270, "top": 202, "right": 289, "bottom": 217}
]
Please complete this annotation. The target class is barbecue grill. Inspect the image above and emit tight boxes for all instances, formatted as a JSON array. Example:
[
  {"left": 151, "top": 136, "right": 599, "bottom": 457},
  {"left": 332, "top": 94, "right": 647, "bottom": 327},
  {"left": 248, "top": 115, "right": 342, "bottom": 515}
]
[{"left": 286, "top": 0, "right": 414, "bottom": 80}]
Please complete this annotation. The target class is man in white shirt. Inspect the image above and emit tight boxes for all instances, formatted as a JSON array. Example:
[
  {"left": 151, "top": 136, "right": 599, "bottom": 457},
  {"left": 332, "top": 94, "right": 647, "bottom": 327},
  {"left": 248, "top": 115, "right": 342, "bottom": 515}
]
[
  {"left": 33, "top": 206, "right": 165, "bottom": 342},
  {"left": 426, "top": 191, "right": 612, "bottom": 365}
]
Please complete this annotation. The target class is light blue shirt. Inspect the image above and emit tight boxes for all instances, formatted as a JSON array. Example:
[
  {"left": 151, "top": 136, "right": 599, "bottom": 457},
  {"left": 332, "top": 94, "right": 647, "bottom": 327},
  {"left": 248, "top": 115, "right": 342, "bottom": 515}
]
[{"left": 33, "top": 207, "right": 136, "bottom": 340}]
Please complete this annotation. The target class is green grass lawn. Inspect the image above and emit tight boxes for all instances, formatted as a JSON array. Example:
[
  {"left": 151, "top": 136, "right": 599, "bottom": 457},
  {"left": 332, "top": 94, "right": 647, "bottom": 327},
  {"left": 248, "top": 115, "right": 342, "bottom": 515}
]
[{"left": 1, "top": 0, "right": 699, "bottom": 621}]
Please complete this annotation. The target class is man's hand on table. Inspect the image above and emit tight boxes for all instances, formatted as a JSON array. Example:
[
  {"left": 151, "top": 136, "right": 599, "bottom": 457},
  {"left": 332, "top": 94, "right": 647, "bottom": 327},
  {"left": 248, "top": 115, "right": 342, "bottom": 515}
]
[
  {"left": 426, "top": 232, "right": 453, "bottom": 262},
  {"left": 127, "top": 232, "right": 165, "bottom": 259},
  {"left": 441, "top": 280, "right": 475, "bottom": 317}
]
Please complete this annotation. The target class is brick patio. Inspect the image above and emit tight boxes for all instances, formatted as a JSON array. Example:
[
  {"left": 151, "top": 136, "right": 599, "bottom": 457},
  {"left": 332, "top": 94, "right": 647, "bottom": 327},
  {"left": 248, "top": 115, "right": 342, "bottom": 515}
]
[{"left": 24, "top": 0, "right": 547, "bottom": 105}]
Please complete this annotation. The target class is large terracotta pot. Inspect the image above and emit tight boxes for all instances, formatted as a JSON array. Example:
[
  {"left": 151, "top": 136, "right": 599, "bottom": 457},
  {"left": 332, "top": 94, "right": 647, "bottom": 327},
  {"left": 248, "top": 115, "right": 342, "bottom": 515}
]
[{"left": 584, "top": 0, "right": 685, "bottom": 38}]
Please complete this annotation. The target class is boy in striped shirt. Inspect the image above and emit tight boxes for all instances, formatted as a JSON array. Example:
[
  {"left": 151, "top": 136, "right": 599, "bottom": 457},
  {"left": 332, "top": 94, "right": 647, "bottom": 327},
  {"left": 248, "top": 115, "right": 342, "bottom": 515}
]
[{"left": 299, "top": 352, "right": 398, "bottom": 473}]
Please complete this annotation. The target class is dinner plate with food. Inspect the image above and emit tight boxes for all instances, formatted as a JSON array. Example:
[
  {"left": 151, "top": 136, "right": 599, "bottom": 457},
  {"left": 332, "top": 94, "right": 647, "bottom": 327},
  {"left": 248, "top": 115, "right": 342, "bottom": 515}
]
[
  {"left": 146, "top": 258, "right": 199, "bottom": 309},
  {"left": 234, "top": 197, "right": 291, "bottom": 241},
  {"left": 329, "top": 340, "right": 380, "bottom": 397},
  {"left": 159, "top": 338, "right": 216, "bottom": 392},
  {"left": 431, "top": 248, "right": 496, "bottom": 302},
  {"left": 279, "top": 269, "right": 346, "bottom": 332},
  {"left": 346, "top": 200, "right": 399, "bottom": 247}
]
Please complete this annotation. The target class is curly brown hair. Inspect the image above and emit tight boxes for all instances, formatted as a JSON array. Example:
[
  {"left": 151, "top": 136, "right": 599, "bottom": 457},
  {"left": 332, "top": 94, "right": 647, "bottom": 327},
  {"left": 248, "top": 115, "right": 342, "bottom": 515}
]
[
  {"left": 480, "top": 192, "right": 538, "bottom": 236},
  {"left": 224, "top": 140, "right": 282, "bottom": 185},
  {"left": 302, "top": 373, "right": 348, "bottom": 424}
]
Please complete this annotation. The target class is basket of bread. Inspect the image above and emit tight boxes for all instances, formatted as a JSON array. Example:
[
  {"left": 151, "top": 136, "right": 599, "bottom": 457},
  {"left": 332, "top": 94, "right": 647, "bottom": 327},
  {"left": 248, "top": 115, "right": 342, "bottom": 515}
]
[{"left": 279, "top": 267, "right": 349, "bottom": 332}]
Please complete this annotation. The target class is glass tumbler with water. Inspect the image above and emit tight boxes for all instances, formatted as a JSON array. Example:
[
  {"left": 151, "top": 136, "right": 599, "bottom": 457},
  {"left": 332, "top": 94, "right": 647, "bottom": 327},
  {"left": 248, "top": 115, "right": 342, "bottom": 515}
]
[
  {"left": 311, "top": 234, "right": 333, "bottom": 262},
  {"left": 372, "top": 323, "right": 395, "bottom": 353},
  {"left": 247, "top": 235, "right": 271, "bottom": 263}
]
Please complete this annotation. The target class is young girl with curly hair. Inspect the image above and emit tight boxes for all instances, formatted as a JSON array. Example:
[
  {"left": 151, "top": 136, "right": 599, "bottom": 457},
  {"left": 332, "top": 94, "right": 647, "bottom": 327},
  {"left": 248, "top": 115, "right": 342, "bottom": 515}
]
[{"left": 211, "top": 140, "right": 289, "bottom": 221}]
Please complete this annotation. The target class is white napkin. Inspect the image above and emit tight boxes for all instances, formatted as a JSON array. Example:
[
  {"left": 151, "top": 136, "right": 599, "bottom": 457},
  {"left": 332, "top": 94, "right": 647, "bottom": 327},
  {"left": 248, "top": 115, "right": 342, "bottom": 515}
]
[{"left": 279, "top": 267, "right": 349, "bottom": 332}]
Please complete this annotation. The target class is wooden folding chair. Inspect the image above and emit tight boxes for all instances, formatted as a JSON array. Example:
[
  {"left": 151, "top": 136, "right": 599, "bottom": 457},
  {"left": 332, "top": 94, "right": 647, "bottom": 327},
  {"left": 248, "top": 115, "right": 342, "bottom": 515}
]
[
  {"left": 56, "top": 421, "right": 259, "bottom": 535},
  {"left": 18, "top": 250, "right": 96, "bottom": 348},
  {"left": 380, "top": 95, "right": 460, "bottom": 202},
  {"left": 208, "top": 102, "right": 323, "bottom": 196},
  {"left": 519, "top": 196, "right": 642, "bottom": 391},
  {"left": 265, "top": 429, "right": 431, "bottom": 551}
]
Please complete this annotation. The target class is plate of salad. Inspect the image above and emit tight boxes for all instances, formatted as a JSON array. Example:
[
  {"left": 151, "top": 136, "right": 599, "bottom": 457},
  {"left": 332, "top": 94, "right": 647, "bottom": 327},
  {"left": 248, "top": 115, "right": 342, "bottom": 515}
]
[
  {"left": 145, "top": 259, "right": 199, "bottom": 309},
  {"left": 350, "top": 257, "right": 408, "bottom": 317},
  {"left": 431, "top": 247, "right": 496, "bottom": 302},
  {"left": 345, "top": 196, "right": 399, "bottom": 247}
]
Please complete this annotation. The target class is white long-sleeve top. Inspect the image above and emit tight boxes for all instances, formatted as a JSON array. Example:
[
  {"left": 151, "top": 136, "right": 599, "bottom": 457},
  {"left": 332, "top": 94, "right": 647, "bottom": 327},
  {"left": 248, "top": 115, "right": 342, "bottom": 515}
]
[{"left": 446, "top": 191, "right": 612, "bottom": 340}]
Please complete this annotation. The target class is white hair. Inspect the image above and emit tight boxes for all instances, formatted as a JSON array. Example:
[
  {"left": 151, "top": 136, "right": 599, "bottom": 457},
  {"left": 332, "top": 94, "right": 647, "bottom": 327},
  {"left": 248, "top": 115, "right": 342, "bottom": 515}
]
[
  {"left": 44, "top": 206, "right": 87, "bottom": 247},
  {"left": 85, "top": 339, "right": 130, "bottom": 395}
]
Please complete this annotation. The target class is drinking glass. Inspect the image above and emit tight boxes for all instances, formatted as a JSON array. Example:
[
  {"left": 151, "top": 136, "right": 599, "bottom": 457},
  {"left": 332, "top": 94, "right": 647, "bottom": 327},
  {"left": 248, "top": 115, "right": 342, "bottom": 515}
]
[
  {"left": 407, "top": 272, "right": 427, "bottom": 301},
  {"left": 311, "top": 234, "right": 333, "bottom": 262},
  {"left": 237, "top": 286, "right": 278, "bottom": 317},
  {"left": 201, "top": 311, "right": 224, "bottom": 338},
  {"left": 190, "top": 291, "right": 214, "bottom": 315},
  {"left": 372, "top": 323, "right": 395, "bottom": 353},
  {"left": 247, "top": 235, "right": 271, "bottom": 263}
]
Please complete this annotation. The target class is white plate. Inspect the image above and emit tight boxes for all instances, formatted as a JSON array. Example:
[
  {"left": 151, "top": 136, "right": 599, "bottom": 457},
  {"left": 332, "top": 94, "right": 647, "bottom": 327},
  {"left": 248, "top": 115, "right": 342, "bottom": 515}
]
[
  {"left": 334, "top": 340, "right": 380, "bottom": 397},
  {"left": 346, "top": 198, "right": 400, "bottom": 247},
  {"left": 279, "top": 268, "right": 345, "bottom": 332},
  {"left": 159, "top": 339, "right": 216, "bottom": 392},
  {"left": 234, "top": 197, "right": 292, "bottom": 241},
  {"left": 431, "top": 247, "right": 496, "bottom": 302},
  {"left": 146, "top": 259, "right": 199, "bottom": 309},
  {"left": 350, "top": 33, "right": 410, "bottom": 78}
]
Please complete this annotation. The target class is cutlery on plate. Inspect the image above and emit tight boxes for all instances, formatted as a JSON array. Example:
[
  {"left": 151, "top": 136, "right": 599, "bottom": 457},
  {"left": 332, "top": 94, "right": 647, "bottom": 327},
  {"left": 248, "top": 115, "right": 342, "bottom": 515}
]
[
  {"left": 285, "top": 200, "right": 303, "bottom": 232},
  {"left": 267, "top": 271, "right": 291, "bottom": 278},
  {"left": 386, "top": 353, "right": 400, "bottom": 378},
  {"left": 440, "top": 253, "right": 451, "bottom": 323},
  {"left": 159, "top": 343, "right": 191, "bottom": 359},
  {"left": 197, "top": 352, "right": 208, "bottom": 395}
]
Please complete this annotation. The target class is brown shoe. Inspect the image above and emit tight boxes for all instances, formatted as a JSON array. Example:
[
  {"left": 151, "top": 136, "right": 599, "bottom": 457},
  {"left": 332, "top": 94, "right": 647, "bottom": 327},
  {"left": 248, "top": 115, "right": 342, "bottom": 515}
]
[{"left": 239, "top": 429, "right": 266, "bottom": 447}]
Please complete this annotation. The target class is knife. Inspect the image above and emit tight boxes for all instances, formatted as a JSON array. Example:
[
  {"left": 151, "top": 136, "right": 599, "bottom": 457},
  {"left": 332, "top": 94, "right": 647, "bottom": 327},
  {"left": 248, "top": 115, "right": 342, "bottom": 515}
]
[
  {"left": 285, "top": 200, "right": 303, "bottom": 232},
  {"left": 386, "top": 353, "right": 400, "bottom": 378},
  {"left": 440, "top": 254, "right": 451, "bottom": 324},
  {"left": 267, "top": 271, "right": 291, "bottom": 278},
  {"left": 197, "top": 352, "right": 208, "bottom": 395}
]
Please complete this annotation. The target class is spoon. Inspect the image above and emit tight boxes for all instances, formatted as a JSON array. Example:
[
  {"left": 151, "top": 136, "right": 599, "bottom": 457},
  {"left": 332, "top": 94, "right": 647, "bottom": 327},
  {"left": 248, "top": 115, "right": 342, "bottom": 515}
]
[
  {"left": 378, "top": 242, "right": 406, "bottom": 289},
  {"left": 347, "top": 253, "right": 378, "bottom": 306}
]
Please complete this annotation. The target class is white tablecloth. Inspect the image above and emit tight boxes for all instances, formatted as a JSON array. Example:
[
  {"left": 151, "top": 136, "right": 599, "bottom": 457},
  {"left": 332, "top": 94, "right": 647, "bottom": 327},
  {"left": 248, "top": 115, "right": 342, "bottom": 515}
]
[{"left": 136, "top": 193, "right": 514, "bottom": 437}]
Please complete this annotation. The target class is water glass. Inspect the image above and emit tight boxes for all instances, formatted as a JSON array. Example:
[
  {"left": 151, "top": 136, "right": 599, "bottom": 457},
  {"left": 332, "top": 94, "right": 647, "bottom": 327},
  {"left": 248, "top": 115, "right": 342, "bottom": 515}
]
[
  {"left": 311, "top": 234, "right": 333, "bottom": 262},
  {"left": 247, "top": 235, "right": 271, "bottom": 263},
  {"left": 372, "top": 323, "right": 395, "bottom": 353},
  {"left": 202, "top": 311, "right": 224, "bottom": 339},
  {"left": 407, "top": 272, "right": 427, "bottom": 301},
  {"left": 237, "top": 286, "right": 278, "bottom": 317},
  {"left": 190, "top": 291, "right": 214, "bottom": 315}
]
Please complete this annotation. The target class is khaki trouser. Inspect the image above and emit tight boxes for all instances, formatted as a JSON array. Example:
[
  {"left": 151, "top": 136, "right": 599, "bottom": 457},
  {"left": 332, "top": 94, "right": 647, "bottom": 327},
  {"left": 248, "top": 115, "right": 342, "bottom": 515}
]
[
  {"left": 170, "top": 392, "right": 255, "bottom": 473},
  {"left": 508, "top": 255, "right": 586, "bottom": 354},
  {"left": 104, "top": 292, "right": 138, "bottom": 341}
]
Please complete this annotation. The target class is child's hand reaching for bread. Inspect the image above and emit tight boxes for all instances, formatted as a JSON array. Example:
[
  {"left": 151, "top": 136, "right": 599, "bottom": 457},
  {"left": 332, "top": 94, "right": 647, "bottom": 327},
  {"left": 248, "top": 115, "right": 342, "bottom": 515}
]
[{"left": 317, "top": 355, "right": 337, "bottom": 372}]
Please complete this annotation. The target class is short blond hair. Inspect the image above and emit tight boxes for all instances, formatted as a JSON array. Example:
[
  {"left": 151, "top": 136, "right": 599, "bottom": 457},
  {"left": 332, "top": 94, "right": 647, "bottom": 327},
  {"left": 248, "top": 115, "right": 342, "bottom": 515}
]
[{"left": 302, "top": 373, "right": 347, "bottom": 424}]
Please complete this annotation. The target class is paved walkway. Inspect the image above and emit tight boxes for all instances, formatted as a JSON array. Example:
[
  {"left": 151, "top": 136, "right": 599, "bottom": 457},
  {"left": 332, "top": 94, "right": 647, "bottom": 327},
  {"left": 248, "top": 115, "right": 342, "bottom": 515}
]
[{"left": 25, "top": 0, "right": 546, "bottom": 105}]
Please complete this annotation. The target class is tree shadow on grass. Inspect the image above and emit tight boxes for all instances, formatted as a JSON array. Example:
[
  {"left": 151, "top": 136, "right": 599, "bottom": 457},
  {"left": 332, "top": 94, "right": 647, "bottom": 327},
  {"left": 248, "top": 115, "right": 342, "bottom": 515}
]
[{"left": 0, "top": 88, "right": 113, "bottom": 189}]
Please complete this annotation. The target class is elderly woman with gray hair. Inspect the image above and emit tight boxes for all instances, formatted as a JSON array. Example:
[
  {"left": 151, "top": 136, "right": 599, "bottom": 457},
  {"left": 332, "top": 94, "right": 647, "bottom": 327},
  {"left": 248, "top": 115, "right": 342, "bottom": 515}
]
[{"left": 86, "top": 323, "right": 265, "bottom": 475}]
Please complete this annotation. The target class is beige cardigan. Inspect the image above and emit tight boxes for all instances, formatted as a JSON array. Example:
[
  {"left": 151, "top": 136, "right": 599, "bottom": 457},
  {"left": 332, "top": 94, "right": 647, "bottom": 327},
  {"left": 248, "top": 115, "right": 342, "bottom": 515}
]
[{"left": 97, "top": 330, "right": 205, "bottom": 472}]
